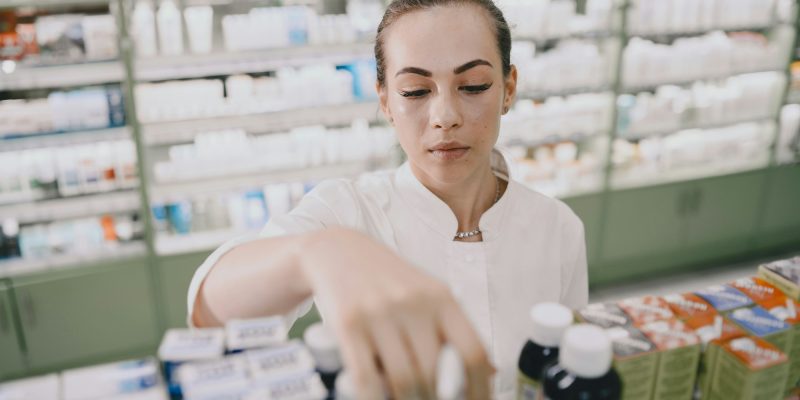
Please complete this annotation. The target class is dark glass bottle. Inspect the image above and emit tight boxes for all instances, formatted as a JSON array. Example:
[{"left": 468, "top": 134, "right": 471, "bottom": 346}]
[{"left": 517, "top": 302, "right": 573, "bottom": 400}]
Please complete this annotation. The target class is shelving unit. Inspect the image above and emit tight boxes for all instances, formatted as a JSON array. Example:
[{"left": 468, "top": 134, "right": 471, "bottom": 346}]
[{"left": 1, "top": 0, "right": 799, "bottom": 382}]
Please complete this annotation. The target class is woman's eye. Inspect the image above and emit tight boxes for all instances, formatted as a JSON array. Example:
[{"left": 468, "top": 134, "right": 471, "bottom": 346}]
[
  {"left": 462, "top": 83, "right": 492, "bottom": 93},
  {"left": 399, "top": 89, "right": 430, "bottom": 98}
]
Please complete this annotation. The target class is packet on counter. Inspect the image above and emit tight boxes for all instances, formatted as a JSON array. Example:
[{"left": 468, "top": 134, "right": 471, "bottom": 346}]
[
  {"left": 576, "top": 303, "right": 633, "bottom": 328},
  {"left": 684, "top": 314, "right": 747, "bottom": 400},
  {"left": 695, "top": 285, "right": 753, "bottom": 312},
  {"left": 709, "top": 336, "right": 789, "bottom": 400},
  {"left": 604, "top": 325, "right": 658, "bottom": 400},
  {"left": 640, "top": 319, "right": 701, "bottom": 400},
  {"left": 226, "top": 316, "right": 288, "bottom": 351},
  {"left": 751, "top": 292, "right": 800, "bottom": 394},
  {"left": 0, "top": 374, "right": 60, "bottom": 400},
  {"left": 663, "top": 293, "right": 716, "bottom": 320},
  {"left": 246, "top": 340, "right": 316, "bottom": 379},
  {"left": 727, "top": 306, "right": 793, "bottom": 357},
  {"left": 618, "top": 296, "right": 675, "bottom": 326},
  {"left": 758, "top": 256, "right": 800, "bottom": 300},
  {"left": 157, "top": 328, "right": 226, "bottom": 396},
  {"left": 247, "top": 370, "right": 327, "bottom": 400},
  {"left": 61, "top": 357, "right": 163, "bottom": 400},
  {"left": 176, "top": 355, "right": 250, "bottom": 400}
]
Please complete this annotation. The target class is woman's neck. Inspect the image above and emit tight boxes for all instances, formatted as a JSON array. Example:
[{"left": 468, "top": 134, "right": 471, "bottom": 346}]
[{"left": 410, "top": 162, "right": 501, "bottom": 233}]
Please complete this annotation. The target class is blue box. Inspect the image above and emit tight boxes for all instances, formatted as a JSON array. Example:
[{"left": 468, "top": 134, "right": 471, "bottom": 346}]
[{"left": 695, "top": 285, "right": 753, "bottom": 312}]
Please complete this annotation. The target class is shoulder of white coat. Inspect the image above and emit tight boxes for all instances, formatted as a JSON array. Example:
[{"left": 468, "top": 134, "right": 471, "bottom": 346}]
[
  {"left": 508, "top": 179, "right": 585, "bottom": 235},
  {"left": 303, "top": 168, "right": 396, "bottom": 221}
]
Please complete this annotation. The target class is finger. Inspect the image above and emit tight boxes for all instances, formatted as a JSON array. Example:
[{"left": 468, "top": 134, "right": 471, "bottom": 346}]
[
  {"left": 335, "top": 316, "right": 384, "bottom": 400},
  {"left": 397, "top": 311, "right": 441, "bottom": 399},
  {"left": 437, "top": 300, "right": 493, "bottom": 400},
  {"left": 368, "top": 314, "right": 423, "bottom": 399}
]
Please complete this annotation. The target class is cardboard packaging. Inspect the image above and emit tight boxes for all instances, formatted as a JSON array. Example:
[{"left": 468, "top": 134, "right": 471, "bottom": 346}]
[
  {"left": 605, "top": 325, "right": 659, "bottom": 400},
  {"left": 640, "top": 319, "right": 701, "bottom": 400},
  {"left": 618, "top": 296, "right": 675, "bottom": 326},
  {"left": 683, "top": 314, "right": 747, "bottom": 400},
  {"left": 758, "top": 257, "right": 800, "bottom": 300},
  {"left": 709, "top": 336, "right": 789, "bottom": 400},
  {"left": 663, "top": 293, "right": 717, "bottom": 320}
]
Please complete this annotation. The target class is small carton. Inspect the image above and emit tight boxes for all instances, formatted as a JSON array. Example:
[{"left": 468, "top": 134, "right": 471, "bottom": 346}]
[
  {"left": 618, "top": 296, "right": 675, "bottom": 326},
  {"left": 225, "top": 316, "right": 288, "bottom": 351},
  {"left": 247, "top": 370, "right": 328, "bottom": 400},
  {"left": 575, "top": 303, "right": 633, "bottom": 328},
  {"left": 640, "top": 319, "right": 701, "bottom": 400},
  {"left": 61, "top": 358, "right": 162, "bottom": 400},
  {"left": 709, "top": 336, "right": 789, "bottom": 400},
  {"left": 663, "top": 293, "right": 716, "bottom": 320},
  {"left": 727, "top": 306, "right": 793, "bottom": 356},
  {"left": 730, "top": 276, "right": 784, "bottom": 304},
  {"left": 604, "top": 325, "right": 659, "bottom": 400},
  {"left": 176, "top": 355, "right": 250, "bottom": 400},
  {"left": 695, "top": 285, "right": 753, "bottom": 312},
  {"left": 684, "top": 314, "right": 747, "bottom": 400},
  {"left": 157, "top": 328, "right": 226, "bottom": 396},
  {"left": 756, "top": 295, "right": 800, "bottom": 394},
  {"left": 245, "top": 340, "right": 316, "bottom": 379},
  {"left": 757, "top": 256, "right": 800, "bottom": 301}
]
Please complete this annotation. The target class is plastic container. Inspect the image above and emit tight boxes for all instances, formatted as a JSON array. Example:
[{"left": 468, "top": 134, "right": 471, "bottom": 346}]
[{"left": 517, "top": 302, "right": 573, "bottom": 400}]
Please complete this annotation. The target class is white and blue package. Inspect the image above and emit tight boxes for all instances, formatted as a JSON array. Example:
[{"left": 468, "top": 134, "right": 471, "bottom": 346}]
[
  {"left": 246, "top": 340, "right": 316, "bottom": 379},
  {"left": 61, "top": 357, "right": 161, "bottom": 400},
  {"left": 176, "top": 355, "right": 250, "bottom": 400},
  {"left": 695, "top": 284, "right": 754, "bottom": 312},
  {"left": 247, "top": 370, "right": 327, "bottom": 400},
  {"left": 226, "top": 316, "right": 288, "bottom": 351},
  {"left": 158, "top": 328, "right": 226, "bottom": 396}
]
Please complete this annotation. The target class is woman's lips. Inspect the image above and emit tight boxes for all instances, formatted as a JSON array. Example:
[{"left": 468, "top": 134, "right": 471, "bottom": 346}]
[{"left": 429, "top": 147, "right": 470, "bottom": 161}]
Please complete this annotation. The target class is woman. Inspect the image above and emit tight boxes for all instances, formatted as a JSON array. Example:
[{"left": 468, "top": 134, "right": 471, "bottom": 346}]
[{"left": 188, "top": 0, "right": 588, "bottom": 399}]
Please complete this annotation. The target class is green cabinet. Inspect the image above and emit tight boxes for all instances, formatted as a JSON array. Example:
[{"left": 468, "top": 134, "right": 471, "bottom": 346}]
[
  {"left": 157, "top": 251, "right": 211, "bottom": 329},
  {"left": 562, "top": 193, "right": 605, "bottom": 266},
  {"left": 756, "top": 165, "right": 800, "bottom": 249},
  {"left": 0, "top": 281, "right": 26, "bottom": 378},
  {"left": 12, "top": 258, "right": 159, "bottom": 371},
  {"left": 684, "top": 171, "right": 766, "bottom": 258}
]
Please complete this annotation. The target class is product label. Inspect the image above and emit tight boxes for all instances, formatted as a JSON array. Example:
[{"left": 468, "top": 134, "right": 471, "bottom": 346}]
[
  {"left": 761, "top": 256, "right": 800, "bottom": 285},
  {"left": 724, "top": 337, "right": 788, "bottom": 370},
  {"left": 663, "top": 293, "right": 716, "bottom": 320},
  {"left": 176, "top": 356, "right": 249, "bottom": 390},
  {"left": 577, "top": 303, "right": 633, "bottom": 328},
  {"left": 225, "top": 316, "right": 287, "bottom": 351},
  {"left": 728, "top": 306, "right": 790, "bottom": 338},
  {"left": 695, "top": 285, "right": 753, "bottom": 312},
  {"left": 517, "top": 371, "right": 541, "bottom": 400},
  {"left": 248, "top": 371, "right": 327, "bottom": 400},
  {"left": 605, "top": 325, "right": 658, "bottom": 400},
  {"left": 730, "top": 277, "right": 783, "bottom": 304},
  {"left": 618, "top": 296, "right": 675, "bottom": 326},
  {"left": 640, "top": 319, "right": 700, "bottom": 350},
  {"left": 246, "top": 340, "right": 315, "bottom": 378},
  {"left": 158, "top": 328, "right": 226, "bottom": 362}
]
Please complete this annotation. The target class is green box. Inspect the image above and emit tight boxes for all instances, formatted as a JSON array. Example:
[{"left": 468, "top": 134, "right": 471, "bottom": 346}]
[
  {"left": 709, "top": 336, "right": 789, "bottom": 400},
  {"left": 605, "top": 325, "right": 658, "bottom": 400},
  {"left": 640, "top": 319, "right": 701, "bottom": 400}
]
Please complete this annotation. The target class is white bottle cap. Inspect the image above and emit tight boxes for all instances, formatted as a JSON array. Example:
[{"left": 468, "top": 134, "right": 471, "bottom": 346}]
[
  {"left": 559, "top": 324, "right": 613, "bottom": 378},
  {"left": 303, "top": 322, "right": 342, "bottom": 373},
  {"left": 2, "top": 218, "right": 19, "bottom": 237},
  {"left": 335, "top": 370, "right": 356, "bottom": 400},
  {"left": 529, "top": 302, "right": 573, "bottom": 347},
  {"left": 436, "top": 344, "right": 464, "bottom": 400}
]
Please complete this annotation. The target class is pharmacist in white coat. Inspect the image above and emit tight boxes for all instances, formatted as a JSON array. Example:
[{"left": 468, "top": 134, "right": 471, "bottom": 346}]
[{"left": 187, "top": 0, "right": 588, "bottom": 399}]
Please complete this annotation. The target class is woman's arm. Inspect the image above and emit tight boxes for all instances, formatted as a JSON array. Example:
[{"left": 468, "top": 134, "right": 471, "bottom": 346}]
[{"left": 191, "top": 226, "right": 494, "bottom": 400}]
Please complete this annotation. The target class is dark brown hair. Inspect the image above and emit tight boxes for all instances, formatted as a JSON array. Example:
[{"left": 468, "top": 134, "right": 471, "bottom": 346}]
[{"left": 374, "top": 0, "right": 512, "bottom": 88}]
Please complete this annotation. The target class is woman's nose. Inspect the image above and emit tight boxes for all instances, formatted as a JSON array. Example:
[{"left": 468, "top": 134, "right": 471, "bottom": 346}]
[{"left": 429, "top": 91, "right": 462, "bottom": 131}]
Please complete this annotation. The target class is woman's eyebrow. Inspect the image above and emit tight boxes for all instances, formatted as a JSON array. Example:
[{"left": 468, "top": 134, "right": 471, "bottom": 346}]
[{"left": 394, "top": 59, "right": 493, "bottom": 78}]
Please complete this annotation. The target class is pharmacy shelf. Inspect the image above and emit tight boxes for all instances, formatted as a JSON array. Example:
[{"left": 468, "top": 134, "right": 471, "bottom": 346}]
[
  {"left": 629, "top": 25, "right": 774, "bottom": 42},
  {"left": 135, "top": 42, "right": 374, "bottom": 82},
  {"left": 610, "top": 156, "right": 771, "bottom": 190},
  {"left": 515, "top": 31, "right": 615, "bottom": 47},
  {"left": 0, "top": 61, "right": 124, "bottom": 91},
  {"left": 518, "top": 86, "right": 613, "bottom": 102},
  {"left": 141, "top": 101, "right": 383, "bottom": 146},
  {"left": 149, "top": 159, "right": 391, "bottom": 200},
  {"left": 0, "top": 126, "right": 131, "bottom": 152},
  {"left": 0, "top": 241, "right": 147, "bottom": 279},
  {"left": 0, "top": 190, "right": 140, "bottom": 225},
  {"left": 619, "top": 116, "right": 778, "bottom": 141},
  {"left": 499, "top": 130, "right": 605, "bottom": 148},
  {"left": 0, "top": 0, "right": 110, "bottom": 9},
  {"left": 621, "top": 68, "right": 786, "bottom": 94},
  {"left": 155, "top": 228, "right": 259, "bottom": 256}
]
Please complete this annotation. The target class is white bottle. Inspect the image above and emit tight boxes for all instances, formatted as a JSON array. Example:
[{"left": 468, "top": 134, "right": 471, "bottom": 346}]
[
  {"left": 131, "top": 0, "right": 158, "bottom": 57},
  {"left": 437, "top": 345, "right": 465, "bottom": 400},
  {"left": 157, "top": 0, "right": 184, "bottom": 56},
  {"left": 184, "top": 6, "right": 213, "bottom": 54}
]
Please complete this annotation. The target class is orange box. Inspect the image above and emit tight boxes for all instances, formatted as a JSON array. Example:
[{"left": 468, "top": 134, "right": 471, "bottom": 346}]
[
  {"left": 709, "top": 336, "right": 789, "bottom": 400},
  {"left": 756, "top": 295, "right": 800, "bottom": 395},
  {"left": 618, "top": 296, "right": 675, "bottom": 326},
  {"left": 663, "top": 293, "right": 717, "bottom": 320},
  {"left": 730, "top": 277, "right": 784, "bottom": 304},
  {"left": 640, "top": 319, "right": 701, "bottom": 400},
  {"left": 683, "top": 314, "right": 747, "bottom": 400}
]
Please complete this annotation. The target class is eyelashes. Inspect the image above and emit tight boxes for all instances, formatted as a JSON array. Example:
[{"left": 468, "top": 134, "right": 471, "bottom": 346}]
[{"left": 399, "top": 82, "right": 493, "bottom": 98}]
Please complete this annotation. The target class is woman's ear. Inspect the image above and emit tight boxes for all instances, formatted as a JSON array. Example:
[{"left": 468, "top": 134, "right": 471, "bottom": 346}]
[
  {"left": 502, "top": 64, "right": 518, "bottom": 114},
  {"left": 376, "top": 81, "right": 394, "bottom": 124}
]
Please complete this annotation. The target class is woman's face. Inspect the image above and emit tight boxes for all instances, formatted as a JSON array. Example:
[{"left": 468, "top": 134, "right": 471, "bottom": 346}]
[{"left": 377, "top": 4, "right": 517, "bottom": 184}]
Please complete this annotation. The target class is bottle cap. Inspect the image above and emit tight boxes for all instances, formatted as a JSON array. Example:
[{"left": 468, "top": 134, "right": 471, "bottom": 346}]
[
  {"left": 436, "top": 344, "right": 464, "bottom": 400},
  {"left": 303, "top": 322, "right": 342, "bottom": 373},
  {"left": 335, "top": 370, "right": 356, "bottom": 400},
  {"left": 2, "top": 218, "right": 19, "bottom": 237},
  {"left": 529, "top": 302, "right": 573, "bottom": 347},
  {"left": 559, "top": 324, "right": 613, "bottom": 378}
]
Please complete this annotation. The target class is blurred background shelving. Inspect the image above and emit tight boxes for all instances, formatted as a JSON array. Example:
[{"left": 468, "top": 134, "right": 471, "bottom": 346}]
[{"left": 0, "top": 0, "right": 799, "bottom": 383}]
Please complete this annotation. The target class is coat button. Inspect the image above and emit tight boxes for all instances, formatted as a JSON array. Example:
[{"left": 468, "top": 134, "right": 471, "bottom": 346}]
[{"left": 465, "top": 254, "right": 475, "bottom": 263}]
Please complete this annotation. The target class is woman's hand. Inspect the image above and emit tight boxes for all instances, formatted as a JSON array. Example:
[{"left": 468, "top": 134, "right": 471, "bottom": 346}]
[{"left": 298, "top": 227, "right": 494, "bottom": 400}]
